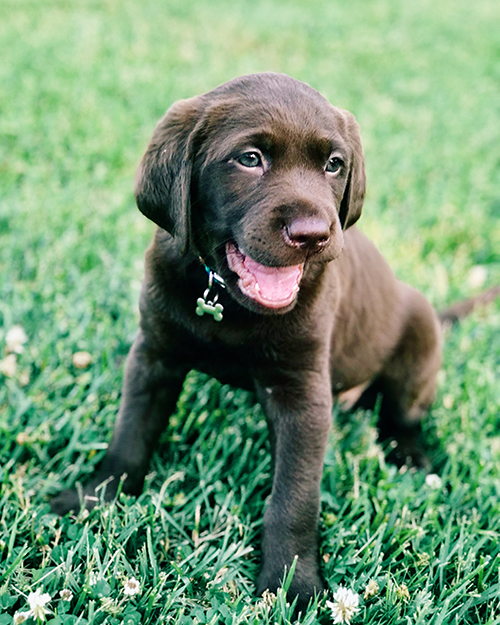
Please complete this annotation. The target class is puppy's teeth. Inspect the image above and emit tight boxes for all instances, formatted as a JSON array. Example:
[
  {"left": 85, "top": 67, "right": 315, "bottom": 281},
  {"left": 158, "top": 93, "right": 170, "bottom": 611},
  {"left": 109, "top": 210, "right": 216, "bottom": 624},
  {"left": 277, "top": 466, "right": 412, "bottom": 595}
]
[{"left": 255, "top": 284, "right": 261, "bottom": 293}]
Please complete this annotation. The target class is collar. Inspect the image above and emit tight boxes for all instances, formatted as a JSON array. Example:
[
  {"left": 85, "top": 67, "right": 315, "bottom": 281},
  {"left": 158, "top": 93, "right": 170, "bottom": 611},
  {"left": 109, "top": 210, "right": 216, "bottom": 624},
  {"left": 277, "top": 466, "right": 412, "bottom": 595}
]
[{"left": 199, "top": 257, "right": 226, "bottom": 289}]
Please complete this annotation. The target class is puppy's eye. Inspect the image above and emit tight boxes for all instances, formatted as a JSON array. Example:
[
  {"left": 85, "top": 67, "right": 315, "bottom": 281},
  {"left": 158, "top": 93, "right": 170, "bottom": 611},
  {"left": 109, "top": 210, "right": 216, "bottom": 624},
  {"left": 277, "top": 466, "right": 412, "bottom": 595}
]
[
  {"left": 236, "top": 151, "right": 263, "bottom": 168},
  {"left": 325, "top": 156, "right": 344, "bottom": 174}
]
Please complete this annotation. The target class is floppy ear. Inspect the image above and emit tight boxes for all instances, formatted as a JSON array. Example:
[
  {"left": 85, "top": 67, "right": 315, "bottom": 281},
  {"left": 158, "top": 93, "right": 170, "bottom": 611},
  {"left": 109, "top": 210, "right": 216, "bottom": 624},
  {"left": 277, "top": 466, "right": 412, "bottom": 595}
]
[
  {"left": 134, "top": 96, "right": 203, "bottom": 254},
  {"left": 338, "top": 110, "right": 366, "bottom": 230}
]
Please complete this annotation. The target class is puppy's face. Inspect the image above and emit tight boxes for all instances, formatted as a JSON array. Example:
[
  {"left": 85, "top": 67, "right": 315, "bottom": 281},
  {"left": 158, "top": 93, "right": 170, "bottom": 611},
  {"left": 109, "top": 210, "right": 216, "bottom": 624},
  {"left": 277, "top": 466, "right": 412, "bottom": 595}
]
[
  {"left": 193, "top": 99, "right": 357, "bottom": 313},
  {"left": 136, "top": 74, "right": 366, "bottom": 314}
]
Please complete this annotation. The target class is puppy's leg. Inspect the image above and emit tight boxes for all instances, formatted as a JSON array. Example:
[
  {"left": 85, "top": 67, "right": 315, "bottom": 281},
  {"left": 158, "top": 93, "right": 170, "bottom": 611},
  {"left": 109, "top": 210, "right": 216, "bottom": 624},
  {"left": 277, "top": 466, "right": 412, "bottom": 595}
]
[
  {"left": 254, "top": 371, "right": 332, "bottom": 611},
  {"left": 51, "top": 330, "right": 187, "bottom": 515},
  {"left": 357, "top": 287, "right": 441, "bottom": 467}
]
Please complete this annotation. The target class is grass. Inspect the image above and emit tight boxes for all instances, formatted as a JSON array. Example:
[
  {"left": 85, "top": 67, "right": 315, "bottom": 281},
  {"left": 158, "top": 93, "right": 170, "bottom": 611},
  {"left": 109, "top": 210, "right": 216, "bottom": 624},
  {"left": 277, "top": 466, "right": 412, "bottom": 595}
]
[{"left": 1, "top": 0, "right": 500, "bottom": 622}]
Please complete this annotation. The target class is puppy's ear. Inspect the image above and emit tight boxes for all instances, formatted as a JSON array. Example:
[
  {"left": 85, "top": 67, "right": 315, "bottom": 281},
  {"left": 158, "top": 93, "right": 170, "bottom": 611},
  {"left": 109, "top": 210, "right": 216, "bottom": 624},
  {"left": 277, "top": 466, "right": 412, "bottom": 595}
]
[
  {"left": 135, "top": 97, "right": 203, "bottom": 254},
  {"left": 338, "top": 110, "right": 366, "bottom": 230}
]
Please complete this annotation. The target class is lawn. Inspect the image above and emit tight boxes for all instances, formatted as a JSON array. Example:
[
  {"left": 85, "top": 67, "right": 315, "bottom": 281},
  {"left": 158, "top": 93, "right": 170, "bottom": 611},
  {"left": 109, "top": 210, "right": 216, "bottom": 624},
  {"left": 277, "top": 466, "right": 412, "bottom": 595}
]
[{"left": 1, "top": 0, "right": 500, "bottom": 622}]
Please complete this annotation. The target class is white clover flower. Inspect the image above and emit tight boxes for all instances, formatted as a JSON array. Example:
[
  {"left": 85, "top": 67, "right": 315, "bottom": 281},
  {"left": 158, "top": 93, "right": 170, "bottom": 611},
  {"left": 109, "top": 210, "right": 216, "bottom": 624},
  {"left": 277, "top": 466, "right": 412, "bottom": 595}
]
[
  {"left": 396, "top": 583, "right": 410, "bottom": 602},
  {"left": 100, "top": 597, "right": 121, "bottom": 615},
  {"left": 27, "top": 588, "right": 52, "bottom": 620},
  {"left": 468, "top": 265, "right": 487, "bottom": 289},
  {"left": 425, "top": 473, "right": 442, "bottom": 489},
  {"left": 326, "top": 587, "right": 360, "bottom": 624},
  {"left": 6, "top": 325, "right": 28, "bottom": 354},
  {"left": 18, "top": 371, "right": 30, "bottom": 386},
  {"left": 0, "top": 353, "right": 17, "bottom": 377},
  {"left": 123, "top": 576, "right": 141, "bottom": 596},
  {"left": 72, "top": 351, "right": 92, "bottom": 369},
  {"left": 442, "top": 394, "right": 454, "bottom": 409},
  {"left": 13, "top": 612, "right": 30, "bottom": 625},
  {"left": 259, "top": 589, "right": 277, "bottom": 608},
  {"left": 364, "top": 579, "right": 379, "bottom": 599},
  {"left": 59, "top": 588, "right": 73, "bottom": 602}
]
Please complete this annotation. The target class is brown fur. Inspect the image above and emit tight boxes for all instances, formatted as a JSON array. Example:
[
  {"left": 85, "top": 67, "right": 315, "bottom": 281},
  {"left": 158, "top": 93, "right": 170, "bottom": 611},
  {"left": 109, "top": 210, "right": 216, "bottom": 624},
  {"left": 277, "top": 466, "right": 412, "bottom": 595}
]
[{"left": 52, "top": 73, "right": 493, "bottom": 611}]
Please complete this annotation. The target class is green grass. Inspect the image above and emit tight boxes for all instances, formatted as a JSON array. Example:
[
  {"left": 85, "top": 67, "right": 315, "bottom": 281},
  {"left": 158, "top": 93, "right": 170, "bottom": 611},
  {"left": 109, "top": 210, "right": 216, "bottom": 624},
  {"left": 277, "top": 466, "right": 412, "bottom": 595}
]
[{"left": 1, "top": 0, "right": 500, "bottom": 622}]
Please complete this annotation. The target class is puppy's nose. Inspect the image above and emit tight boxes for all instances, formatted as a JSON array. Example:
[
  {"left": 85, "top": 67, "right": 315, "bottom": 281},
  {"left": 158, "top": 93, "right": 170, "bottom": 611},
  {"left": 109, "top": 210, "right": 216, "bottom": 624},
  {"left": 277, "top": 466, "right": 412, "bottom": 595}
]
[{"left": 283, "top": 218, "right": 330, "bottom": 253}]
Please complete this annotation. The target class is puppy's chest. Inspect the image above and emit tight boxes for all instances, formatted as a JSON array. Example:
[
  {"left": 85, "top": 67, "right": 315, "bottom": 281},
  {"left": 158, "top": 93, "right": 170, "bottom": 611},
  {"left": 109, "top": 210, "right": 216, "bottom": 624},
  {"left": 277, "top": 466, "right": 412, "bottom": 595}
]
[
  {"left": 179, "top": 329, "right": 262, "bottom": 391},
  {"left": 178, "top": 317, "right": 300, "bottom": 390}
]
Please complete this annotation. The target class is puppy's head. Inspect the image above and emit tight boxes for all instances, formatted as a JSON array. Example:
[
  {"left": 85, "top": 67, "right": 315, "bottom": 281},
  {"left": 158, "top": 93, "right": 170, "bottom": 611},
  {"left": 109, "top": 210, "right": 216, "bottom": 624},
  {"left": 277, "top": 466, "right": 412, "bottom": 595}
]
[{"left": 135, "top": 73, "right": 366, "bottom": 313}]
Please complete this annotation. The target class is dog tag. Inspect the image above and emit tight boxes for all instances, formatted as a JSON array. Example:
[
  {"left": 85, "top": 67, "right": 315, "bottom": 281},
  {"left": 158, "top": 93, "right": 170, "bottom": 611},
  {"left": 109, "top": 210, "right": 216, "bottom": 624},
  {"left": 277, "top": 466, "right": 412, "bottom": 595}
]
[
  {"left": 195, "top": 262, "right": 225, "bottom": 322},
  {"left": 196, "top": 296, "right": 224, "bottom": 321}
]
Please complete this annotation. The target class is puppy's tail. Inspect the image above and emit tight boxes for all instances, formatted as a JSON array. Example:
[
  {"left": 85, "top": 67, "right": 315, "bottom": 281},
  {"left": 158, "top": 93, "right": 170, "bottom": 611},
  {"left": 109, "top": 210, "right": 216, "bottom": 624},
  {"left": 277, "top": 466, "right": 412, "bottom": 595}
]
[{"left": 438, "top": 285, "right": 500, "bottom": 325}]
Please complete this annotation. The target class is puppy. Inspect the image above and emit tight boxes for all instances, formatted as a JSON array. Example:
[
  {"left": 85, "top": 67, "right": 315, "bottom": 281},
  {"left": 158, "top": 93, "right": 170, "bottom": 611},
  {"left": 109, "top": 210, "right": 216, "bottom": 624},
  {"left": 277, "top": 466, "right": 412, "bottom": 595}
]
[{"left": 52, "top": 72, "right": 485, "bottom": 610}]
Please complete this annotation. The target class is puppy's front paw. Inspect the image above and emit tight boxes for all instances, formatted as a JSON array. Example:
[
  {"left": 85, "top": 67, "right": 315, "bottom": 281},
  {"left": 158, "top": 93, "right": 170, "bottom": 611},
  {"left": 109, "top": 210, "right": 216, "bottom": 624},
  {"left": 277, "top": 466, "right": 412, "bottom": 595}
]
[
  {"left": 50, "top": 474, "right": 120, "bottom": 516},
  {"left": 50, "top": 488, "right": 99, "bottom": 516},
  {"left": 257, "top": 558, "right": 324, "bottom": 614},
  {"left": 387, "top": 432, "right": 431, "bottom": 470},
  {"left": 50, "top": 487, "right": 90, "bottom": 516}
]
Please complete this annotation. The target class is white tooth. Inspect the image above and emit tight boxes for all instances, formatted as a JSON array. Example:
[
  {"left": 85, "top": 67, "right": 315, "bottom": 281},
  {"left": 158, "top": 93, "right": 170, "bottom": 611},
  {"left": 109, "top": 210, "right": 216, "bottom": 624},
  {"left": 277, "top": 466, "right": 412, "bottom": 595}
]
[{"left": 255, "top": 284, "right": 261, "bottom": 292}]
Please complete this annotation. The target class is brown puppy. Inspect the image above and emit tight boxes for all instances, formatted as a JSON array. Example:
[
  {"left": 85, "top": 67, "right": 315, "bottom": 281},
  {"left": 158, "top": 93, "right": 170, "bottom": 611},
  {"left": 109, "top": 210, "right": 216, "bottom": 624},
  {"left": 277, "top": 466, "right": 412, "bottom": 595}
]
[{"left": 52, "top": 73, "right": 444, "bottom": 609}]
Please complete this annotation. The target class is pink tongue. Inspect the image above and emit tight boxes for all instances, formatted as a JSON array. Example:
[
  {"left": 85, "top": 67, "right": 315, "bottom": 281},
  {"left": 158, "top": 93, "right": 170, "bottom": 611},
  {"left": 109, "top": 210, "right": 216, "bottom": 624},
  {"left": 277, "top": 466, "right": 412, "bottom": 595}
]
[{"left": 226, "top": 244, "right": 303, "bottom": 309}]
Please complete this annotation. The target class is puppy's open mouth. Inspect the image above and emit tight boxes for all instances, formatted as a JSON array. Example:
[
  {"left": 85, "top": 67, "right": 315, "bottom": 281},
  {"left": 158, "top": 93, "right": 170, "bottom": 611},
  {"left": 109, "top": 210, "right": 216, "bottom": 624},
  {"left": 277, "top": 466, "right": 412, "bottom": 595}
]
[{"left": 226, "top": 243, "right": 303, "bottom": 309}]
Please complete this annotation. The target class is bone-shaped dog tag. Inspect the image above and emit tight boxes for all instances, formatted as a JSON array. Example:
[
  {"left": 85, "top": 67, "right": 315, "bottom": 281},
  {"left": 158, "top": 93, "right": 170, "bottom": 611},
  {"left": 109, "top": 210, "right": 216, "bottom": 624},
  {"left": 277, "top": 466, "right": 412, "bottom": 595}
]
[
  {"left": 195, "top": 263, "right": 226, "bottom": 322},
  {"left": 195, "top": 297, "right": 224, "bottom": 322}
]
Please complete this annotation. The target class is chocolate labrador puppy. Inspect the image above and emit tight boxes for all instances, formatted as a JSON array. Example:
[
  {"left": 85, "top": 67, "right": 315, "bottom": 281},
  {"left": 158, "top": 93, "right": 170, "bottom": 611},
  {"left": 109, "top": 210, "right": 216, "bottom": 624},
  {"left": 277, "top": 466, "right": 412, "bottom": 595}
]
[{"left": 51, "top": 73, "right": 448, "bottom": 608}]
